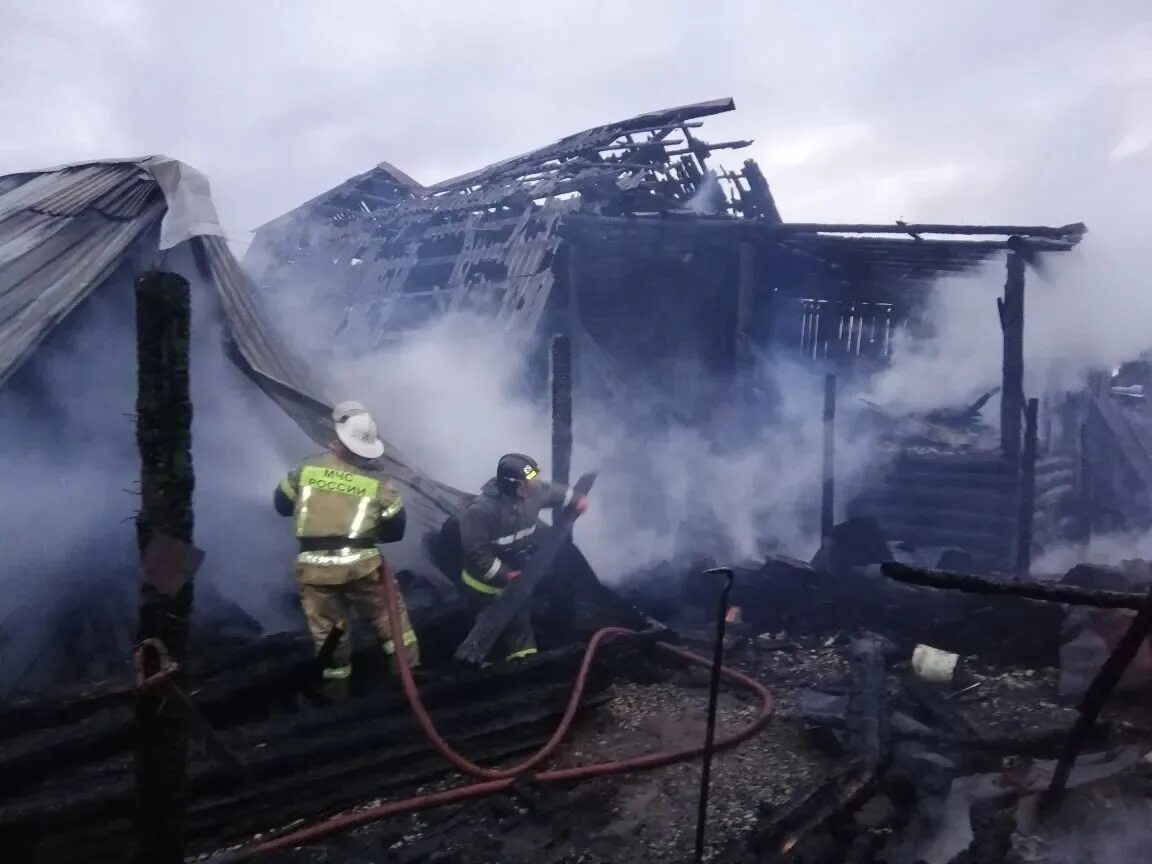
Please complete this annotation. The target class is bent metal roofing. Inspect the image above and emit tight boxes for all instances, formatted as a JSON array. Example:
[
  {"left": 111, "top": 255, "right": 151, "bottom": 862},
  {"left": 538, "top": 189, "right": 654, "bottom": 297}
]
[{"left": 0, "top": 157, "right": 473, "bottom": 548}]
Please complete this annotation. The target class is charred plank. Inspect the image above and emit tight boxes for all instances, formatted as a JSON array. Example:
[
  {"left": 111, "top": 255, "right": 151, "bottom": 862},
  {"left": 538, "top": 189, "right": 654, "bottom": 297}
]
[{"left": 880, "top": 562, "right": 1148, "bottom": 610}]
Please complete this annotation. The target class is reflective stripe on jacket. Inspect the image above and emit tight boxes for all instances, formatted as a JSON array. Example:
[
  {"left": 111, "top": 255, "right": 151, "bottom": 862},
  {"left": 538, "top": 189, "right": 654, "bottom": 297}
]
[
  {"left": 459, "top": 477, "right": 571, "bottom": 593},
  {"left": 276, "top": 451, "right": 405, "bottom": 583}
]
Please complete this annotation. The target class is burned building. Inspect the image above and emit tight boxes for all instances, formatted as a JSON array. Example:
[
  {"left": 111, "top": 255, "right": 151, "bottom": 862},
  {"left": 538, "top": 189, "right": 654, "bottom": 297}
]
[
  {"left": 245, "top": 97, "right": 1068, "bottom": 402},
  {"left": 8, "top": 106, "right": 1152, "bottom": 864},
  {"left": 244, "top": 97, "right": 1087, "bottom": 573}
]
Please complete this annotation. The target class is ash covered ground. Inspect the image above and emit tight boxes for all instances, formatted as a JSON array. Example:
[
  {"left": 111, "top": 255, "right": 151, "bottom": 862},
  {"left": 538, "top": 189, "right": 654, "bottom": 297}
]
[{"left": 223, "top": 630, "right": 1152, "bottom": 864}]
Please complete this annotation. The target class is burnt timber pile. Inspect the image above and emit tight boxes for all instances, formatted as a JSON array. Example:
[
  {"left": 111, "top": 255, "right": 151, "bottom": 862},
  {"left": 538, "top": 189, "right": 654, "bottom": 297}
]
[
  {"left": 224, "top": 615, "right": 1152, "bottom": 864},
  {"left": 0, "top": 635, "right": 644, "bottom": 861},
  {"left": 0, "top": 153, "right": 664, "bottom": 862}
]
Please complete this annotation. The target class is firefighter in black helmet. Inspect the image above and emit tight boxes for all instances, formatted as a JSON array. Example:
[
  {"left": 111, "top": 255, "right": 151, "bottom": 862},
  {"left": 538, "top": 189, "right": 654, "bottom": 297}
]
[{"left": 458, "top": 453, "right": 587, "bottom": 662}]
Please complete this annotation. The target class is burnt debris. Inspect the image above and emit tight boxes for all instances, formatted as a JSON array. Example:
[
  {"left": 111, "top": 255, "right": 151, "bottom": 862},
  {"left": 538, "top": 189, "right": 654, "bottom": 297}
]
[{"left": 13, "top": 97, "right": 1152, "bottom": 864}]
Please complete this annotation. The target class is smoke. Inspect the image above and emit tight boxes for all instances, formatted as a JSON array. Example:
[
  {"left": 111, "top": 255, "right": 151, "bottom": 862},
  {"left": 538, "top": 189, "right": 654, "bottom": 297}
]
[
  {"left": 1033, "top": 530, "right": 1152, "bottom": 575},
  {"left": 0, "top": 236, "right": 310, "bottom": 698},
  {"left": 329, "top": 310, "right": 880, "bottom": 581},
  {"left": 867, "top": 79, "right": 1152, "bottom": 418},
  {"left": 179, "top": 242, "right": 316, "bottom": 632},
  {"left": 1027, "top": 790, "right": 1152, "bottom": 864},
  {"left": 685, "top": 171, "right": 725, "bottom": 215},
  {"left": 175, "top": 79, "right": 1150, "bottom": 608}
]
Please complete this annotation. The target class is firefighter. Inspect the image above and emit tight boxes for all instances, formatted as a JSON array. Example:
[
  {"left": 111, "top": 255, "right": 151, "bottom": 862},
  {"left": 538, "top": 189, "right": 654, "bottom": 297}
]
[
  {"left": 458, "top": 453, "right": 588, "bottom": 663},
  {"left": 274, "top": 401, "right": 419, "bottom": 699}
]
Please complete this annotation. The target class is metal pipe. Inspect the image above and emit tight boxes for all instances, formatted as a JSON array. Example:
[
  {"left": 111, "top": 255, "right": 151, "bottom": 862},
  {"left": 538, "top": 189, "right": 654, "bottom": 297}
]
[{"left": 693, "top": 567, "right": 735, "bottom": 864}]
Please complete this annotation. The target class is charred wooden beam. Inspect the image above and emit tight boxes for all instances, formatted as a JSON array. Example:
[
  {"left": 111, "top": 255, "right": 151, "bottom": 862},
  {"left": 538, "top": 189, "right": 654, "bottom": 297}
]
[
  {"left": 751, "top": 637, "right": 891, "bottom": 860},
  {"left": 1000, "top": 249, "right": 1026, "bottom": 465},
  {"left": 13, "top": 702, "right": 609, "bottom": 863},
  {"left": 900, "top": 674, "right": 983, "bottom": 742},
  {"left": 737, "top": 159, "right": 781, "bottom": 223},
  {"left": 949, "top": 795, "right": 1019, "bottom": 864},
  {"left": 0, "top": 639, "right": 621, "bottom": 799},
  {"left": 1079, "top": 419, "right": 1093, "bottom": 544},
  {"left": 880, "top": 562, "right": 1149, "bottom": 610},
  {"left": 133, "top": 270, "right": 196, "bottom": 864},
  {"left": 551, "top": 334, "right": 573, "bottom": 497},
  {"left": 735, "top": 241, "right": 755, "bottom": 372},
  {"left": 0, "top": 678, "right": 590, "bottom": 833},
  {"left": 846, "top": 636, "right": 890, "bottom": 769},
  {"left": 559, "top": 213, "right": 1084, "bottom": 250},
  {"left": 751, "top": 764, "right": 880, "bottom": 859},
  {"left": 0, "top": 633, "right": 314, "bottom": 743},
  {"left": 0, "top": 642, "right": 627, "bottom": 861},
  {"left": 1017, "top": 397, "right": 1039, "bottom": 575},
  {"left": 822, "top": 375, "right": 836, "bottom": 544},
  {"left": 1039, "top": 586, "right": 1152, "bottom": 815},
  {"left": 773, "top": 221, "right": 1086, "bottom": 241}
]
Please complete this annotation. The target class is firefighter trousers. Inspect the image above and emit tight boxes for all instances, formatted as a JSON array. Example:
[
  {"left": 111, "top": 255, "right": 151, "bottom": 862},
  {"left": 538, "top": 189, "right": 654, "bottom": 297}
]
[
  {"left": 298, "top": 569, "right": 420, "bottom": 688},
  {"left": 466, "top": 588, "right": 537, "bottom": 663}
]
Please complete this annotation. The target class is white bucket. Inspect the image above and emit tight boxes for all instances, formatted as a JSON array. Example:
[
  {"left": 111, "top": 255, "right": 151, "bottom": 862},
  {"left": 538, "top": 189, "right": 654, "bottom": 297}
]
[{"left": 912, "top": 644, "right": 959, "bottom": 683}]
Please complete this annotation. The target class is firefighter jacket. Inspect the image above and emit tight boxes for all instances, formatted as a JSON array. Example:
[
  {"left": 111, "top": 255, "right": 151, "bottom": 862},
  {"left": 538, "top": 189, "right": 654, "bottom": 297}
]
[
  {"left": 459, "top": 478, "right": 573, "bottom": 595},
  {"left": 274, "top": 451, "right": 406, "bottom": 585}
]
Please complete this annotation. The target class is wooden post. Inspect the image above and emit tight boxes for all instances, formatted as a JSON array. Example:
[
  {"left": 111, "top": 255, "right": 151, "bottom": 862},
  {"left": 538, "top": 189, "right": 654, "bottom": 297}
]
[
  {"left": 1000, "top": 249, "right": 1026, "bottom": 466},
  {"left": 1040, "top": 585, "right": 1152, "bottom": 815},
  {"left": 822, "top": 374, "right": 837, "bottom": 543},
  {"left": 551, "top": 334, "right": 573, "bottom": 504},
  {"left": 1016, "top": 398, "right": 1039, "bottom": 576},
  {"left": 1079, "top": 417, "right": 1093, "bottom": 549},
  {"left": 735, "top": 241, "right": 755, "bottom": 373},
  {"left": 564, "top": 239, "right": 581, "bottom": 334},
  {"left": 133, "top": 271, "right": 195, "bottom": 864}
]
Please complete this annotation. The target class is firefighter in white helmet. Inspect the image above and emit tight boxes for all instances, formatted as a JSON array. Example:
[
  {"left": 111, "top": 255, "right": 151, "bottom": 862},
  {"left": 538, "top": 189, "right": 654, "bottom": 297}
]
[{"left": 274, "top": 401, "right": 419, "bottom": 700}]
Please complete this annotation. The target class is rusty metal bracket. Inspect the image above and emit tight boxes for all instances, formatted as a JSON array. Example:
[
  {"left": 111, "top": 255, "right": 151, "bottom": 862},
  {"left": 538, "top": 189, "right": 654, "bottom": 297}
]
[
  {"left": 134, "top": 637, "right": 180, "bottom": 690},
  {"left": 133, "top": 637, "right": 258, "bottom": 786}
]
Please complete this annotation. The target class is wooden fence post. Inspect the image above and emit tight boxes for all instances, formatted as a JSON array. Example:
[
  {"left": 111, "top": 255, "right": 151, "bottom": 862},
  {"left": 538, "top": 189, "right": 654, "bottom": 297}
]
[{"left": 133, "top": 270, "right": 196, "bottom": 864}]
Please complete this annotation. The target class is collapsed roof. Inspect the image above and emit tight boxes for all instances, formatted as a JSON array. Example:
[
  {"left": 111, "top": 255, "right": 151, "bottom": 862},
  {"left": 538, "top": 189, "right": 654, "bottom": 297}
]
[
  {"left": 0, "top": 156, "right": 471, "bottom": 518},
  {"left": 0, "top": 158, "right": 483, "bottom": 701},
  {"left": 244, "top": 96, "right": 1086, "bottom": 355}
]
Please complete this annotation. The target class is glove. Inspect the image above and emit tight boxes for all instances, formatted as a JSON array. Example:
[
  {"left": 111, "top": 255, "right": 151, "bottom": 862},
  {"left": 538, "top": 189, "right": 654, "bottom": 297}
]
[{"left": 505, "top": 569, "right": 522, "bottom": 582}]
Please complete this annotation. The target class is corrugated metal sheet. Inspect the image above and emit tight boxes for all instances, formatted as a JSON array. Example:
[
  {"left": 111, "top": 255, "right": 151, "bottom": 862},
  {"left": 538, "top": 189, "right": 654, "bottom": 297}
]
[
  {"left": 195, "top": 233, "right": 472, "bottom": 521},
  {"left": 0, "top": 159, "right": 474, "bottom": 546},
  {"left": 0, "top": 162, "right": 169, "bottom": 390}
]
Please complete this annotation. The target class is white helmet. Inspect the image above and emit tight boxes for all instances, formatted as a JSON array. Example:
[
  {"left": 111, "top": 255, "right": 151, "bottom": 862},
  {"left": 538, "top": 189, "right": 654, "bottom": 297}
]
[{"left": 332, "top": 401, "right": 385, "bottom": 459}]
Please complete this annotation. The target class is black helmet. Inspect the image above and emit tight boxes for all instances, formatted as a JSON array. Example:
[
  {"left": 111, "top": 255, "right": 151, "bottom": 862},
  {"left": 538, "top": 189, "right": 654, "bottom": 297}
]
[{"left": 496, "top": 453, "right": 540, "bottom": 493}]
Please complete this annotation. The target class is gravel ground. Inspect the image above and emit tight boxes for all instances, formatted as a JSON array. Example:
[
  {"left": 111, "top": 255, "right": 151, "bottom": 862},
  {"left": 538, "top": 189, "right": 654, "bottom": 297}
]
[
  {"left": 250, "top": 640, "right": 847, "bottom": 864},
  {"left": 222, "top": 636, "right": 1152, "bottom": 864}
]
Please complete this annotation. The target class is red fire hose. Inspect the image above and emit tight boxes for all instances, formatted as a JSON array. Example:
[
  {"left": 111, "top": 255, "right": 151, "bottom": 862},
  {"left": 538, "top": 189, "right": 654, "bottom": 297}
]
[{"left": 207, "top": 572, "right": 774, "bottom": 861}]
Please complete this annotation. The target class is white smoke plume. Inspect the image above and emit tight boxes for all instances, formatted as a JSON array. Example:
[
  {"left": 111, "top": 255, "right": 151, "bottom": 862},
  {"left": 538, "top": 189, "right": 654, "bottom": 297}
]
[
  {"left": 0, "top": 239, "right": 310, "bottom": 698},
  {"left": 862, "top": 79, "right": 1152, "bottom": 573},
  {"left": 685, "top": 170, "right": 726, "bottom": 215},
  {"left": 329, "top": 311, "right": 879, "bottom": 581},
  {"left": 868, "top": 79, "right": 1152, "bottom": 418}
]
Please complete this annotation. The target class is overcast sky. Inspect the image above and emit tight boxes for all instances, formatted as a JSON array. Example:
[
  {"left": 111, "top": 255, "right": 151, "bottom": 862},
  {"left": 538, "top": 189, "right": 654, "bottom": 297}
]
[{"left": 1, "top": 1, "right": 1149, "bottom": 235}]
